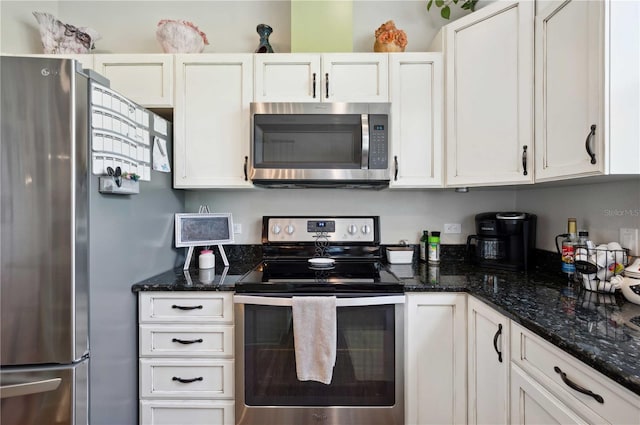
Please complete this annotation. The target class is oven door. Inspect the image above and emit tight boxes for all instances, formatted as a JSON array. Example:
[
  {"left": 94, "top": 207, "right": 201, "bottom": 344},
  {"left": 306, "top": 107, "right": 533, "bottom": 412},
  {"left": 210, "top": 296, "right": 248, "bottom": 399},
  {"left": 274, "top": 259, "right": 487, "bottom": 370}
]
[{"left": 234, "top": 294, "right": 404, "bottom": 425}]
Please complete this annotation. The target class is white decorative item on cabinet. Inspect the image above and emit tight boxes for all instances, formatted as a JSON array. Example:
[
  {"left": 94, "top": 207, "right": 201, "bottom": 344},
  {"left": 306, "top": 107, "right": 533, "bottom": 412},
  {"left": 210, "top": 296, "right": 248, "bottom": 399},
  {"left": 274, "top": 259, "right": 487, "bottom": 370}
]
[
  {"left": 510, "top": 322, "right": 640, "bottom": 424},
  {"left": 430, "top": 0, "right": 535, "bottom": 187},
  {"left": 173, "top": 54, "right": 253, "bottom": 188},
  {"left": 254, "top": 53, "right": 388, "bottom": 102},
  {"left": 138, "top": 292, "right": 235, "bottom": 425},
  {"left": 405, "top": 293, "right": 466, "bottom": 425},
  {"left": 388, "top": 53, "right": 443, "bottom": 188},
  {"left": 468, "top": 297, "right": 510, "bottom": 425},
  {"left": 93, "top": 54, "right": 173, "bottom": 107},
  {"left": 534, "top": 0, "right": 640, "bottom": 181}
]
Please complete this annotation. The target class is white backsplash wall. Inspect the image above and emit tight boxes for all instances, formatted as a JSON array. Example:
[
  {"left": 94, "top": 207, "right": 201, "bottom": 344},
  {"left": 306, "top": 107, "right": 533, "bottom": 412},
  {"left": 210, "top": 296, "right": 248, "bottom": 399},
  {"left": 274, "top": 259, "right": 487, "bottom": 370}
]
[
  {"left": 185, "top": 188, "right": 517, "bottom": 245},
  {"left": 515, "top": 177, "right": 640, "bottom": 253}
]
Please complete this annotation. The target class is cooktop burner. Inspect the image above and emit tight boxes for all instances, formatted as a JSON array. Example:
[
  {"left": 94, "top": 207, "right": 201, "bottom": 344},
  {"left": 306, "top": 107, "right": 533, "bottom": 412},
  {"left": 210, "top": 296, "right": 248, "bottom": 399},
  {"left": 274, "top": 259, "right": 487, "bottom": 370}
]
[{"left": 235, "top": 260, "right": 403, "bottom": 294}]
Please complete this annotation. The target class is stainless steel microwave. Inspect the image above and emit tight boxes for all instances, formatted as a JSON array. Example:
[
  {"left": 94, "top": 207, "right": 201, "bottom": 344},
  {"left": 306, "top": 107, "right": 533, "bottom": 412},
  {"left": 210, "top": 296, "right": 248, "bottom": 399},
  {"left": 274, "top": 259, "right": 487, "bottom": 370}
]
[{"left": 250, "top": 102, "right": 391, "bottom": 188}]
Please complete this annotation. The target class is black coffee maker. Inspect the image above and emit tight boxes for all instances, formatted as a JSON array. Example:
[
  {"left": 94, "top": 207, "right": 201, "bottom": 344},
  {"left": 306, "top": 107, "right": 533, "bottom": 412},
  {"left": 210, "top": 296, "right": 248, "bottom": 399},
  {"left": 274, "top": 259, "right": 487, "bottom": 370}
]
[{"left": 466, "top": 212, "right": 537, "bottom": 271}]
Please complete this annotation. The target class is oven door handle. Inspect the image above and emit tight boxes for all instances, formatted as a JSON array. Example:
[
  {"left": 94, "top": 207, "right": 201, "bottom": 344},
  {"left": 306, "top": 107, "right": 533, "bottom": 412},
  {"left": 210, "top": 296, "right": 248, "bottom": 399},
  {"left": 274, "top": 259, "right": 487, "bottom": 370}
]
[{"left": 233, "top": 295, "right": 405, "bottom": 307}]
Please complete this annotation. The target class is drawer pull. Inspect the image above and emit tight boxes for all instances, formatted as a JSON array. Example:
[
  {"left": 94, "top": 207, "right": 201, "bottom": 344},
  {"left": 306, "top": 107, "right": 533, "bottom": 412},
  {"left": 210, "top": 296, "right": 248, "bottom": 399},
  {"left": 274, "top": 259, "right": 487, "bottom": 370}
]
[
  {"left": 585, "top": 124, "right": 597, "bottom": 164},
  {"left": 554, "top": 366, "right": 604, "bottom": 403},
  {"left": 493, "top": 323, "right": 503, "bottom": 363},
  {"left": 172, "top": 376, "right": 203, "bottom": 384},
  {"left": 171, "top": 304, "right": 203, "bottom": 311},
  {"left": 172, "top": 338, "right": 203, "bottom": 345}
]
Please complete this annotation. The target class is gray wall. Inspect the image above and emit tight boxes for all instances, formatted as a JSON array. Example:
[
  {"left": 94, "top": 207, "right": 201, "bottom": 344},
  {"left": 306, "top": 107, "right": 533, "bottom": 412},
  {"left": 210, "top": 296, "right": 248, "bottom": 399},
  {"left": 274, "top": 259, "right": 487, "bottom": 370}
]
[
  {"left": 515, "top": 177, "right": 640, "bottom": 253},
  {"left": 89, "top": 154, "right": 184, "bottom": 425}
]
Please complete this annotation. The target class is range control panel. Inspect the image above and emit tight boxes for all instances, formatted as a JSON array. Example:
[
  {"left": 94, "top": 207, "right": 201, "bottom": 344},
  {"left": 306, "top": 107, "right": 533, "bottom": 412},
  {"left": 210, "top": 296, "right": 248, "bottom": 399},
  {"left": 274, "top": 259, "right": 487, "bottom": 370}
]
[{"left": 265, "top": 217, "right": 377, "bottom": 243}]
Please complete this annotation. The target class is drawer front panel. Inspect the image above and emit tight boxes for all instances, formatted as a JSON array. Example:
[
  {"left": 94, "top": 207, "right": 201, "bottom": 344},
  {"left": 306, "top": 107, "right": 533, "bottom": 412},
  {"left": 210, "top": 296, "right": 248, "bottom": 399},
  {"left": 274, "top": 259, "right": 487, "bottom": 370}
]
[
  {"left": 139, "top": 293, "right": 233, "bottom": 323},
  {"left": 511, "top": 323, "right": 640, "bottom": 424},
  {"left": 140, "top": 359, "right": 234, "bottom": 399},
  {"left": 140, "top": 400, "right": 234, "bottom": 425},
  {"left": 140, "top": 325, "right": 234, "bottom": 357}
]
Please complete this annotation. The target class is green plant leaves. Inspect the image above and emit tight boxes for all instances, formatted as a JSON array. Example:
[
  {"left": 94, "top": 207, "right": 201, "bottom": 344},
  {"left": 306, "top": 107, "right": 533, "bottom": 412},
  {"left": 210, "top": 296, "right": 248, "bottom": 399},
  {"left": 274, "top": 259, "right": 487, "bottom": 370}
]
[
  {"left": 441, "top": 5, "right": 451, "bottom": 19},
  {"left": 428, "top": 0, "right": 478, "bottom": 19}
]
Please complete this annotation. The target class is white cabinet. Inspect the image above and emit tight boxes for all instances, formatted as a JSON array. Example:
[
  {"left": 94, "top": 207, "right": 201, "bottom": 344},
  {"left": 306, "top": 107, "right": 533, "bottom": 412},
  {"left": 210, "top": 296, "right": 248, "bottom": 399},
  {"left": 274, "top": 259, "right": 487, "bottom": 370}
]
[
  {"left": 510, "top": 322, "right": 640, "bottom": 425},
  {"left": 388, "top": 53, "right": 443, "bottom": 188},
  {"left": 510, "top": 363, "right": 591, "bottom": 425},
  {"left": 138, "top": 292, "right": 235, "bottom": 425},
  {"left": 430, "top": 0, "right": 534, "bottom": 187},
  {"left": 534, "top": 0, "right": 640, "bottom": 181},
  {"left": 405, "top": 293, "right": 466, "bottom": 425},
  {"left": 93, "top": 54, "right": 173, "bottom": 107},
  {"left": 254, "top": 53, "right": 388, "bottom": 102},
  {"left": 173, "top": 54, "right": 253, "bottom": 188},
  {"left": 467, "top": 297, "right": 510, "bottom": 425}
]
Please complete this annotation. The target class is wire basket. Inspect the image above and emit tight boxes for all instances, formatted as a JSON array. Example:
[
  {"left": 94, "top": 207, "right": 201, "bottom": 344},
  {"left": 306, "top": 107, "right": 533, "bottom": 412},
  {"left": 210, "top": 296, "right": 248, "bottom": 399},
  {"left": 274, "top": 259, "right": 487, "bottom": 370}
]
[{"left": 575, "top": 245, "right": 629, "bottom": 293}]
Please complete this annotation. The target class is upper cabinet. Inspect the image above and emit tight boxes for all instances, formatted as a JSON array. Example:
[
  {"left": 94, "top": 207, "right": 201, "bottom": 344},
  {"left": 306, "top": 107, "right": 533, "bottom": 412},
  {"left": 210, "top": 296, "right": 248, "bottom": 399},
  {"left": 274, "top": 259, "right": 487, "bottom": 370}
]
[
  {"left": 93, "top": 54, "right": 174, "bottom": 108},
  {"left": 254, "top": 53, "right": 389, "bottom": 102},
  {"left": 535, "top": 0, "right": 640, "bottom": 181},
  {"left": 431, "top": 0, "right": 535, "bottom": 187},
  {"left": 173, "top": 54, "right": 253, "bottom": 189},
  {"left": 388, "top": 53, "right": 443, "bottom": 188}
]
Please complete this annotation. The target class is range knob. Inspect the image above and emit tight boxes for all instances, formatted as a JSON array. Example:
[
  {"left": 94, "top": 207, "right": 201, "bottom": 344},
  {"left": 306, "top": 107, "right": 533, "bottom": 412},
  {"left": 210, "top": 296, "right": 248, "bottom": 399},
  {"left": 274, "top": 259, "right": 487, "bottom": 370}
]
[
  {"left": 361, "top": 224, "right": 372, "bottom": 234},
  {"left": 272, "top": 224, "right": 282, "bottom": 235},
  {"left": 285, "top": 224, "right": 295, "bottom": 235},
  {"left": 347, "top": 224, "right": 358, "bottom": 235}
]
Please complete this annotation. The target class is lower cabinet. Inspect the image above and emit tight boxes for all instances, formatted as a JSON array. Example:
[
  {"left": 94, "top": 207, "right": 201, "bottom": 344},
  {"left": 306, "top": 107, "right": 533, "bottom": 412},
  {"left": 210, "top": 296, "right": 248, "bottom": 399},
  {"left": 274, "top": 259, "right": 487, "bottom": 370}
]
[
  {"left": 138, "top": 292, "right": 235, "bottom": 425},
  {"left": 510, "top": 363, "right": 592, "bottom": 425},
  {"left": 467, "top": 297, "right": 510, "bottom": 425},
  {"left": 405, "top": 293, "right": 467, "bottom": 425},
  {"left": 510, "top": 322, "right": 640, "bottom": 425}
]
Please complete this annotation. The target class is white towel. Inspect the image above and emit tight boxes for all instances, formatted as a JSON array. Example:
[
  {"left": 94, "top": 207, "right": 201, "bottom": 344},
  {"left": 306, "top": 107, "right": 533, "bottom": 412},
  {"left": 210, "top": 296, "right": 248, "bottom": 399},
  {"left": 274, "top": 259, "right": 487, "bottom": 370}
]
[{"left": 292, "top": 296, "right": 337, "bottom": 385}]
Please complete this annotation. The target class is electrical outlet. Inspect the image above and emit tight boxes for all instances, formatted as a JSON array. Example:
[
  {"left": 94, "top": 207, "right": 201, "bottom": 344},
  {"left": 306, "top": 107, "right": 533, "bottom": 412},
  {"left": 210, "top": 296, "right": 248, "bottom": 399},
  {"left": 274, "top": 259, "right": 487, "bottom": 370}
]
[
  {"left": 234, "top": 223, "right": 242, "bottom": 234},
  {"left": 620, "top": 228, "right": 639, "bottom": 256},
  {"left": 444, "top": 223, "right": 461, "bottom": 234}
]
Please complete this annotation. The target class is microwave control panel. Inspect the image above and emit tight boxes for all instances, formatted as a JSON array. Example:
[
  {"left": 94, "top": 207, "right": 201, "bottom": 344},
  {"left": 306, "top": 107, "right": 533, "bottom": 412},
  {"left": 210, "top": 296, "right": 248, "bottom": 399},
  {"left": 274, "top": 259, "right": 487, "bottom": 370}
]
[{"left": 368, "top": 114, "right": 388, "bottom": 169}]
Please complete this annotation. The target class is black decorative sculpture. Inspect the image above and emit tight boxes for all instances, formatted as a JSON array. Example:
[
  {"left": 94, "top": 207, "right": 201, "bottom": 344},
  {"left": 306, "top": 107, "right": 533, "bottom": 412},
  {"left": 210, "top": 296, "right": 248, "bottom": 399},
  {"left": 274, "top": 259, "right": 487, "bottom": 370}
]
[{"left": 255, "top": 24, "right": 274, "bottom": 53}]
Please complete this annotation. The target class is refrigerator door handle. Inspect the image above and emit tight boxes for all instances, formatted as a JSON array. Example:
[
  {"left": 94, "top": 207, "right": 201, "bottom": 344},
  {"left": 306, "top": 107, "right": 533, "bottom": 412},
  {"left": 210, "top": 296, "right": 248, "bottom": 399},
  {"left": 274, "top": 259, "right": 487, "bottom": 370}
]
[{"left": 0, "top": 377, "right": 61, "bottom": 399}]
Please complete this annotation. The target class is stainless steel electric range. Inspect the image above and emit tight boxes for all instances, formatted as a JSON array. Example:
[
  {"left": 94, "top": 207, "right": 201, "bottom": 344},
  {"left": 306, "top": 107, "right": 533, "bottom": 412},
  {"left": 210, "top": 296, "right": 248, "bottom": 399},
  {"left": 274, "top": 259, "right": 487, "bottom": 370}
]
[{"left": 234, "top": 216, "right": 404, "bottom": 425}]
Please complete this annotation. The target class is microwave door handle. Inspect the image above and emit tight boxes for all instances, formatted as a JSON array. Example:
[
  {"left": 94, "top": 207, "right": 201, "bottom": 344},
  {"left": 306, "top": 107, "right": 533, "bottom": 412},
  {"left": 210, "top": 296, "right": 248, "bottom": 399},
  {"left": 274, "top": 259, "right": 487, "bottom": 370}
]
[
  {"left": 361, "top": 114, "right": 370, "bottom": 169},
  {"left": 233, "top": 295, "right": 405, "bottom": 307}
]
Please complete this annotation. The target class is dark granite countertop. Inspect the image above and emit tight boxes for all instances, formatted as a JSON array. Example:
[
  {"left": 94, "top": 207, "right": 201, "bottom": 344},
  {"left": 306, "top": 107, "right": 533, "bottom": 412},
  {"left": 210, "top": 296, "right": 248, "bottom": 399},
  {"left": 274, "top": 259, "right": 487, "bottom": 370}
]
[{"left": 131, "top": 249, "right": 640, "bottom": 397}]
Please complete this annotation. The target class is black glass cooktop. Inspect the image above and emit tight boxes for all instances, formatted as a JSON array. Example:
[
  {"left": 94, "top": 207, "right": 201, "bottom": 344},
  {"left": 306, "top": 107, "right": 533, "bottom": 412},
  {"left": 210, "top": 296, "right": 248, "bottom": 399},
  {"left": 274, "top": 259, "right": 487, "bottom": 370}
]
[{"left": 235, "top": 260, "right": 403, "bottom": 293}]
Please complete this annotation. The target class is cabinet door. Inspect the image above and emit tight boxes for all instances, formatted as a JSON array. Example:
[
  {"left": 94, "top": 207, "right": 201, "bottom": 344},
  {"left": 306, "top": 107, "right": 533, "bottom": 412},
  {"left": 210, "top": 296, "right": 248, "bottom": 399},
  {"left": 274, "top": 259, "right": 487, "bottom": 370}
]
[
  {"left": 389, "top": 53, "right": 443, "bottom": 188},
  {"left": 405, "top": 293, "right": 466, "bottom": 425},
  {"left": 443, "top": 1, "right": 534, "bottom": 187},
  {"left": 93, "top": 54, "right": 173, "bottom": 107},
  {"left": 254, "top": 53, "right": 321, "bottom": 102},
  {"left": 468, "top": 297, "right": 509, "bottom": 425},
  {"left": 174, "top": 54, "right": 253, "bottom": 188},
  {"left": 322, "top": 53, "right": 389, "bottom": 102},
  {"left": 510, "top": 364, "right": 592, "bottom": 425},
  {"left": 140, "top": 400, "right": 234, "bottom": 425},
  {"left": 534, "top": 0, "right": 604, "bottom": 181}
]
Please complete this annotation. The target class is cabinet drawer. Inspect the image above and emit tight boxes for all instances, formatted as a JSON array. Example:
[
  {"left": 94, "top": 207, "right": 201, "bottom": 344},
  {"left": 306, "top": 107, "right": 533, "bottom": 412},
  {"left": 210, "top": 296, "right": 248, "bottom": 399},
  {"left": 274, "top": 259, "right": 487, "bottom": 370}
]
[
  {"left": 140, "top": 359, "right": 234, "bottom": 399},
  {"left": 140, "top": 400, "right": 234, "bottom": 425},
  {"left": 139, "top": 292, "right": 233, "bottom": 323},
  {"left": 511, "top": 323, "right": 640, "bottom": 424},
  {"left": 139, "top": 325, "right": 233, "bottom": 357}
]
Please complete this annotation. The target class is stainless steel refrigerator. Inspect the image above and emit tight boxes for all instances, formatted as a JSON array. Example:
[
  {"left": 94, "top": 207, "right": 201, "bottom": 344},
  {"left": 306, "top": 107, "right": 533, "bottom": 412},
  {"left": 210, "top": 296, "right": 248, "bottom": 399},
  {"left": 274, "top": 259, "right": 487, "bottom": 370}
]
[{"left": 1, "top": 56, "right": 95, "bottom": 425}]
